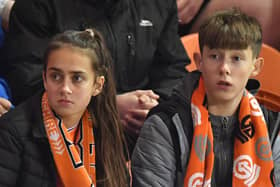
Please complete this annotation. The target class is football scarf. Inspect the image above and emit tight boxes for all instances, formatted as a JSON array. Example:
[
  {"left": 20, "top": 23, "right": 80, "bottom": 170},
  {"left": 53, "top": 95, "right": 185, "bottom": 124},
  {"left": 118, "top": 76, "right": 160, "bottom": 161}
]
[
  {"left": 41, "top": 92, "right": 96, "bottom": 187},
  {"left": 184, "top": 77, "right": 274, "bottom": 187}
]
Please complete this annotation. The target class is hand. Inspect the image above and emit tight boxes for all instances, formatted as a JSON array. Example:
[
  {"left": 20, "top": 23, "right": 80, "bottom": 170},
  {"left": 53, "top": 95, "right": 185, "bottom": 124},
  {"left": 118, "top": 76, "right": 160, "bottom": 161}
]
[
  {"left": 117, "top": 90, "right": 159, "bottom": 135},
  {"left": 0, "top": 97, "right": 12, "bottom": 116},
  {"left": 177, "top": 0, "right": 204, "bottom": 24}
]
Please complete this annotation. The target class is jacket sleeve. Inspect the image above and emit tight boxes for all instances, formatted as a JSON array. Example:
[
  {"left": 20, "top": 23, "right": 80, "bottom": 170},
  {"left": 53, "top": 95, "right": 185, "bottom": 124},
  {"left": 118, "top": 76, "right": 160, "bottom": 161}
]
[
  {"left": 273, "top": 134, "right": 280, "bottom": 187},
  {"left": 271, "top": 112, "right": 280, "bottom": 186},
  {"left": 0, "top": 0, "right": 53, "bottom": 104},
  {"left": 132, "top": 114, "right": 177, "bottom": 187},
  {"left": 0, "top": 118, "right": 22, "bottom": 186},
  {"left": 148, "top": 0, "right": 190, "bottom": 100}
]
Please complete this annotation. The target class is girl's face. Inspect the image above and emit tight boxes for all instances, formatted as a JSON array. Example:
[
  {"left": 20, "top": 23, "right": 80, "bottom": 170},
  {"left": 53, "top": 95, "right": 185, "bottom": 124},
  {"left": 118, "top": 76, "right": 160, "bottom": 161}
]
[{"left": 43, "top": 47, "right": 104, "bottom": 126}]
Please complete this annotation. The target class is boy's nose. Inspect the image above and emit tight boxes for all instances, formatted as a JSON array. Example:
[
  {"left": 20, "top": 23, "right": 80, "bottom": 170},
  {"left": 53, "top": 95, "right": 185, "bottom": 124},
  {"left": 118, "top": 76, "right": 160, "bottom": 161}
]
[{"left": 219, "top": 61, "right": 231, "bottom": 75}]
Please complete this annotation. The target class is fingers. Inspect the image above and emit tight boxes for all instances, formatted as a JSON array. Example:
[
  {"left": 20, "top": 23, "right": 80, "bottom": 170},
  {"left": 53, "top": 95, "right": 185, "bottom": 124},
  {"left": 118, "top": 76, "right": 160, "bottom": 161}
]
[
  {"left": 177, "top": 0, "right": 204, "bottom": 24},
  {"left": 0, "top": 98, "right": 12, "bottom": 116},
  {"left": 138, "top": 94, "right": 158, "bottom": 105},
  {"left": 122, "top": 116, "right": 142, "bottom": 136},
  {"left": 125, "top": 115, "right": 144, "bottom": 131},
  {"left": 0, "top": 98, "right": 12, "bottom": 110},
  {"left": 123, "top": 121, "right": 141, "bottom": 136},
  {"left": 134, "top": 90, "right": 159, "bottom": 108},
  {"left": 144, "top": 90, "right": 160, "bottom": 100},
  {"left": 134, "top": 90, "right": 159, "bottom": 100},
  {"left": 122, "top": 109, "right": 149, "bottom": 133},
  {"left": 177, "top": 0, "right": 189, "bottom": 12},
  {"left": 178, "top": 6, "right": 193, "bottom": 24},
  {"left": 0, "top": 104, "right": 9, "bottom": 116},
  {"left": 128, "top": 109, "right": 149, "bottom": 122}
]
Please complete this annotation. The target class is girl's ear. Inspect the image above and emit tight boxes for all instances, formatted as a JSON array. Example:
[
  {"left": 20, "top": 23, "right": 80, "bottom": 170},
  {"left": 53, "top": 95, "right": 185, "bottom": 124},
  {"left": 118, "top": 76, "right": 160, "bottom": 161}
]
[
  {"left": 92, "top": 76, "right": 105, "bottom": 96},
  {"left": 194, "top": 52, "right": 202, "bottom": 71},
  {"left": 250, "top": 57, "right": 264, "bottom": 77},
  {"left": 42, "top": 71, "right": 47, "bottom": 91}
]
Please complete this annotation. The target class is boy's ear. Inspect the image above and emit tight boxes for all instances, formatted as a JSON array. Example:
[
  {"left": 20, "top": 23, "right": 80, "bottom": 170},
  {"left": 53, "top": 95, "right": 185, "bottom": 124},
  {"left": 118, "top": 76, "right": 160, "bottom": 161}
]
[
  {"left": 193, "top": 52, "right": 202, "bottom": 71},
  {"left": 250, "top": 57, "right": 264, "bottom": 77},
  {"left": 92, "top": 76, "right": 105, "bottom": 96}
]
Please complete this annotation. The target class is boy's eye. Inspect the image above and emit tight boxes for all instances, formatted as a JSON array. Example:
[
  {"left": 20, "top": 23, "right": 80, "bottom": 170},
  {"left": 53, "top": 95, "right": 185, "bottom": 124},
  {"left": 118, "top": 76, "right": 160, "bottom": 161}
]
[
  {"left": 210, "top": 54, "right": 219, "bottom": 60},
  {"left": 233, "top": 56, "right": 241, "bottom": 61}
]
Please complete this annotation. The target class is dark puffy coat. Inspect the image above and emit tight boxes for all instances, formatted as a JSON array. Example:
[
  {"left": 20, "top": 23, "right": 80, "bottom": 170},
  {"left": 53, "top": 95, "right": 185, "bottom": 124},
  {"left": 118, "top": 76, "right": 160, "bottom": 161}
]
[
  {"left": 0, "top": 93, "right": 57, "bottom": 186},
  {"left": 0, "top": 0, "right": 189, "bottom": 105}
]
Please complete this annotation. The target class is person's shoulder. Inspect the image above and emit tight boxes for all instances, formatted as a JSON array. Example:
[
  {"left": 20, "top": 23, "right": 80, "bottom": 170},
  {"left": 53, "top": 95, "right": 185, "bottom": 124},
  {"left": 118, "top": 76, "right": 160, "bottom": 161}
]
[
  {"left": 12, "top": 0, "right": 55, "bottom": 24},
  {"left": 260, "top": 105, "right": 280, "bottom": 143},
  {"left": 148, "top": 72, "right": 200, "bottom": 119},
  {"left": 0, "top": 93, "right": 43, "bottom": 137},
  {"left": 260, "top": 105, "right": 279, "bottom": 124}
]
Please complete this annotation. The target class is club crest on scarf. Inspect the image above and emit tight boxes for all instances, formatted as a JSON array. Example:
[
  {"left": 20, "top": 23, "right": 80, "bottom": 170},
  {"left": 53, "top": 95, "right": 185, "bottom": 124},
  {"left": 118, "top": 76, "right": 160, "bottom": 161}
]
[
  {"left": 188, "top": 172, "right": 211, "bottom": 187},
  {"left": 233, "top": 155, "right": 261, "bottom": 186}
]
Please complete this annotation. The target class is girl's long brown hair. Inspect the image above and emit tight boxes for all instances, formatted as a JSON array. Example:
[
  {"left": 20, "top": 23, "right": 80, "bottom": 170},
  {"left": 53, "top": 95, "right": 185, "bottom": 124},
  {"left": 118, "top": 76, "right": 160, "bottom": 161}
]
[{"left": 43, "top": 29, "right": 128, "bottom": 187}]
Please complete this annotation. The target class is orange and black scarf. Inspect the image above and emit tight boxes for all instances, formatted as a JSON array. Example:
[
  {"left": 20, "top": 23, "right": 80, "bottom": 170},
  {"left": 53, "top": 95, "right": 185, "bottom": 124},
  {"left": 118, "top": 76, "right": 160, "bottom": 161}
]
[
  {"left": 184, "top": 77, "right": 274, "bottom": 187},
  {"left": 42, "top": 92, "right": 96, "bottom": 187}
]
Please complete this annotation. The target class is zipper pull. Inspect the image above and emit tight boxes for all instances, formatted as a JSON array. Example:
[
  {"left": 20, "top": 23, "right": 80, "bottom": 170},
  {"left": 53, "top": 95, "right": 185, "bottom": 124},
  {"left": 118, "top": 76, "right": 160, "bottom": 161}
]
[
  {"left": 127, "top": 33, "right": 135, "bottom": 56},
  {"left": 222, "top": 117, "right": 228, "bottom": 129}
]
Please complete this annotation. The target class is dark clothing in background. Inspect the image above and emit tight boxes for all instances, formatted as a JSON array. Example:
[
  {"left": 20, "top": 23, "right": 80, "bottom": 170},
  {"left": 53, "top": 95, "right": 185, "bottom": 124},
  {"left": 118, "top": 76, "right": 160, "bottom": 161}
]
[{"left": 0, "top": 0, "right": 189, "bottom": 105}]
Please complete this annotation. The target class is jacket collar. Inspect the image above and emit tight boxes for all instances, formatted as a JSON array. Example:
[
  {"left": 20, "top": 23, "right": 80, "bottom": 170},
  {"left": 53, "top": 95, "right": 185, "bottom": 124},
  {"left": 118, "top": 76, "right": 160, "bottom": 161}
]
[
  {"left": 29, "top": 91, "right": 48, "bottom": 139},
  {"left": 172, "top": 71, "right": 201, "bottom": 103}
]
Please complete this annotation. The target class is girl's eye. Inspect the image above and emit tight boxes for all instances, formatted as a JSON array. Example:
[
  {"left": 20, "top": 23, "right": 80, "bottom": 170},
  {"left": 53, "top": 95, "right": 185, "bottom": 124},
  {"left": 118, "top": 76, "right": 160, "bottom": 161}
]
[
  {"left": 72, "top": 74, "right": 83, "bottom": 83},
  {"left": 50, "top": 73, "right": 61, "bottom": 81}
]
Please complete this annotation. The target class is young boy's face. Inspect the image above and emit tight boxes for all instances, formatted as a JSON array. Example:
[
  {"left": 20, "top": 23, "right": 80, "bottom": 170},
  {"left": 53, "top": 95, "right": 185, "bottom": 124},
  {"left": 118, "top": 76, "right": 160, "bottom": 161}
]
[{"left": 196, "top": 46, "right": 263, "bottom": 105}]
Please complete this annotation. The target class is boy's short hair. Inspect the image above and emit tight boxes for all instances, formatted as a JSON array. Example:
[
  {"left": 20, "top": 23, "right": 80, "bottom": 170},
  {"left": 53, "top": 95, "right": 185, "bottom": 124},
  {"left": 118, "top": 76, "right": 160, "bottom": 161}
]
[{"left": 199, "top": 8, "right": 262, "bottom": 58}]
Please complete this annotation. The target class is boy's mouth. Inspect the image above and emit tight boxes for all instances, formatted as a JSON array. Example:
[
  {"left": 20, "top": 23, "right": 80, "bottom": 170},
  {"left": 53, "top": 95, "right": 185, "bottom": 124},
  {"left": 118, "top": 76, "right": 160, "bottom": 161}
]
[{"left": 217, "top": 80, "right": 232, "bottom": 86}]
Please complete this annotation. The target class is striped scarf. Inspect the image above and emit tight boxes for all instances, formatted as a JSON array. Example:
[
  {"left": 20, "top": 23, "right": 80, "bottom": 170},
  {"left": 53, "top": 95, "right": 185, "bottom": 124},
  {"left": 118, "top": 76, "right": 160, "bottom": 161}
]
[
  {"left": 184, "top": 77, "right": 274, "bottom": 187},
  {"left": 42, "top": 92, "right": 96, "bottom": 187}
]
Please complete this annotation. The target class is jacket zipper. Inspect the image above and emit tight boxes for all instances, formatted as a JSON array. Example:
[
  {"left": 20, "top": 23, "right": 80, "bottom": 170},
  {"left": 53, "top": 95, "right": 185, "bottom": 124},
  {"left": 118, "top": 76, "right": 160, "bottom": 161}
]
[{"left": 127, "top": 33, "right": 135, "bottom": 56}]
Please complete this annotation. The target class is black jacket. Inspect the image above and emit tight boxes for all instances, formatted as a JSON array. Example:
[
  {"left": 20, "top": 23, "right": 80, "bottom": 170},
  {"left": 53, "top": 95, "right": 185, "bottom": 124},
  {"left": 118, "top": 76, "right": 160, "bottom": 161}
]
[
  {"left": 0, "top": 0, "right": 189, "bottom": 105},
  {"left": 0, "top": 92, "right": 129, "bottom": 187},
  {"left": 0, "top": 93, "right": 57, "bottom": 186},
  {"left": 132, "top": 72, "right": 280, "bottom": 186}
]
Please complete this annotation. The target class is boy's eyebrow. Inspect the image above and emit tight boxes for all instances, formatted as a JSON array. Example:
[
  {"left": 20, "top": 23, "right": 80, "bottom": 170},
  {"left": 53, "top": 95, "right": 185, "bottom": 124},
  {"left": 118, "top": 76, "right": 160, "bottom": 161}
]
[{"left": 231, "top": 50, "right": 246, "bottom": 56}]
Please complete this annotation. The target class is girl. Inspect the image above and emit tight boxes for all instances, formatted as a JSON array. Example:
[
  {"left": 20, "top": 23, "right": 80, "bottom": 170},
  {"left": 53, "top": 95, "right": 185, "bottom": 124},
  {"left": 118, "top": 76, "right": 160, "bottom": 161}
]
[{"left": 0, "top": 29, "right": 128, "bottom": 187}]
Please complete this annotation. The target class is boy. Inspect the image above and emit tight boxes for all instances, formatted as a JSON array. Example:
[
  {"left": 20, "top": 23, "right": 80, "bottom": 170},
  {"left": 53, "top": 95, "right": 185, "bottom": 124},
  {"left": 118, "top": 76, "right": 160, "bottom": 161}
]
[{"left": 132, "top": 9, "right": 280, "bottom": 186}]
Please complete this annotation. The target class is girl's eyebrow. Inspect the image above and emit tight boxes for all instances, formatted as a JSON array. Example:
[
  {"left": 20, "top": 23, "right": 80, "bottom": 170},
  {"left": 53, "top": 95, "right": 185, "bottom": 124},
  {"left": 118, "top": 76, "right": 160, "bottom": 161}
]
[
  {"left": 48, "top": 67, "right": 86, "bottom": 74},
  {"left": 48, "top": 67, "right": 62, "bottom": 72}
]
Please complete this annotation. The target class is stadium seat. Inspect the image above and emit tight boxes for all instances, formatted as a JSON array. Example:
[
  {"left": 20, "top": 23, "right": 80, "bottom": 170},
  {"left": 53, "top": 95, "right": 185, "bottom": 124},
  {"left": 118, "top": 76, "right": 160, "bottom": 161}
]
[
  {"left": 255, "top": 44, "right": 280, "bottom": 111},
  {"left": 181, "top": 33, "right": 199, "bottom": 71}
]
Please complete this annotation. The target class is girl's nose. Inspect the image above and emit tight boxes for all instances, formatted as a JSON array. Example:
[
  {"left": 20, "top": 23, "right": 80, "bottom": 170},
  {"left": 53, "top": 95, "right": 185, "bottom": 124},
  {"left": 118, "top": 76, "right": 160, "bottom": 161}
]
[{"left": 60, "top": 80, "right": 72, "bottom": 95}]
